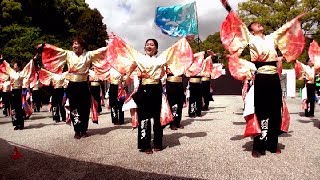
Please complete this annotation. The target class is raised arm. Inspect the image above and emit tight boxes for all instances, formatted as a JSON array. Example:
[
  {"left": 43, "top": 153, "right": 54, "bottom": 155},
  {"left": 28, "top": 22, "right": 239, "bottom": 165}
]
[
  {"left": 185, "top": 51, "right": 206, "bottom": 77},
  {"left": 39, "top": 68, "right": 54, "bottom": 86},
  {"left": 41, "top": 44, "right": 69, "bottom": 74},
  {"left": 20, "top": 59, "right": 37, "bottom": 87},
  {"left": 160, "top": 37, "right": 193, "bottom": 76},
  {"left": 0, "top": 61, "right": 14, "bottom": 81},
  {"left": 220, "top": 11, "right": 250, "bottom": 57},
  {"left": 103, "top": 35, "right": 140, "bottom": 76},
  {"left": 308, "top": 40, "right": 320, "bottom": 72},
  {"left": 272, "top": 13, "right": 306, "bottom": 62}
]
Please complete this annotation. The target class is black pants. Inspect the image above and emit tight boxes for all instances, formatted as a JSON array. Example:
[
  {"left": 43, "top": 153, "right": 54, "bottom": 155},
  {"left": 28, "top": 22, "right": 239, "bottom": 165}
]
[
  {"left": 52, "top": 88, "right": 66, "bottom": 121},
  {"left": 253, "top": 73, "right": 282, "bottom": 153},
  {"left": 133, "top": 83, "right": 162, "bottom": 150},
  {"left": 201, "top": 80, "right": 212, "bottom": 109},
  {"left": 305, "top": 83, "right": 316, "bottom": 117},
  {"left": 188, "top": 82, "right": 202, "bottom": 117},
  {"left": 166, "top": 81, "right": 184, "bottom": 127},
  {"left": 2, "top": 91, "right": 11, "bottom": 116},
  {"left": 90, "top": 85, "right": 102, "bottom": 113},
  {"left": 32, "top": 89, "right": 41, "bottom": 112},
  {"left": 11, "top": 89, "right": 24, "bottom": 128},
  {"left": 66, "top": 82, "right": 91, "bottom": 133},
  {"left": 108, "top": 84, "right": 124, "bottom": 124}
]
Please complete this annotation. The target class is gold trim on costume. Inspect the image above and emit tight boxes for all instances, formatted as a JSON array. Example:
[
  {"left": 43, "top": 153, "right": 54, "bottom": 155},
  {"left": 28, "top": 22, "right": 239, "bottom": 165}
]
[
  {"left": 90, "top": 81, "right": 100, "bottom": 86},
  {"left": 167, "top": 76, "right": 182, "bottom": 83},
  {"left": 110, "top": 79, "right": 121, "bottom": 85},
  {"left": 201, "top": 77, "right": 210, "bottom": 81},
  {"left": 66, "top": 74, "right": 88, "bottom": 82},
  {"left": 189, "top": 78, "right": 201, "bottom": 83},
  {"left": 256, "top": 65, "right": 277, "bottom": 74},
  {"left": 12, "top": 86, "right": 22, "bottom": 89},
  {"left": 141, "top": 78, "right": 160, "bottom": 85}
]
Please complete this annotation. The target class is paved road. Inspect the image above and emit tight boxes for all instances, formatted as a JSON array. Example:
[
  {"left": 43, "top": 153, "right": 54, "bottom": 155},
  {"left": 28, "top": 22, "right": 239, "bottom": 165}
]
[{"left": 0, "top": 96, "right": 319, "bottom": 180}]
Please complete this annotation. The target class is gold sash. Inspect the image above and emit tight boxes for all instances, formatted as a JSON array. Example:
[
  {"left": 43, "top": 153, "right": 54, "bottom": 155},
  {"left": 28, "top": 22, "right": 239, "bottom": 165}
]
[
  {"left": 201, "top": 77, "right": 210, "bottom": 81},
  {"left": 66, "top": 74, "right": 88, "bottom": 82},
  {"left": 189, "top": 78, "right": 201, "bottom": 83},
  {"left": 256, "top": 65, "right": 277, "bottom": 74},
  {"left": 167, "top": 76, "right": 182, "bottom": 83},
  {"left": 141, "top": 78, "right": 160, "bottom": 85}
]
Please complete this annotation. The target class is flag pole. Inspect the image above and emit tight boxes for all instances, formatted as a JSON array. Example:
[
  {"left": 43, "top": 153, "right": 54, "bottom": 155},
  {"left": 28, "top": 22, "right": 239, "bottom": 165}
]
[{"left": 194, "top": 1, "right": 201, "bottom": 52}]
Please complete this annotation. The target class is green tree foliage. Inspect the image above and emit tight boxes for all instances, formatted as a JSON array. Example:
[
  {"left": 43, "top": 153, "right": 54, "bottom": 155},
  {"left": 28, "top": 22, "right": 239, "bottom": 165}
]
[
  {"left": 75, "top": 8, "right": 107, "bottom": 50},
  {"left": 0, "top": 0, "right": 108, "bottom": 64},
  {"left": 189, "top": 33, "right": 229, "bottom": 65}
]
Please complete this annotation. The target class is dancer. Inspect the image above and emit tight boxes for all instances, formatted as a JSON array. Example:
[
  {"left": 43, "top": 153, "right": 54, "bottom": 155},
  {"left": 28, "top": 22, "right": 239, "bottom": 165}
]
[
  {"left": 39, "top": 37, "right": 110, "bottom": 139},
  {"left": 220, "top": 4, "right": 305, "bottom": 157},
  {"left": 106, "top": 36, "right": 193, "bottom": 153},
  {"left": 0, "top": 58, "right": 36, "bottom": 130},
  {"left": 31, "top": 72, "right": 42, "bottom": 112},
  {"left": 89, "top": 68, "right": 103, "bottom": 124},
  {"left": 1, "top": 78, "right": 11, "bottom": 116},
  {"left": 39, "top": 68, "right": 68, "bottom": 122}
]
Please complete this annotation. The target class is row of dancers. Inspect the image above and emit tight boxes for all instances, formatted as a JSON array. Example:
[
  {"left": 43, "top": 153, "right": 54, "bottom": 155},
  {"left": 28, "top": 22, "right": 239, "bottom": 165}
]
[{"left": 1, "top": 4, "right": 320, "bottom": 157}]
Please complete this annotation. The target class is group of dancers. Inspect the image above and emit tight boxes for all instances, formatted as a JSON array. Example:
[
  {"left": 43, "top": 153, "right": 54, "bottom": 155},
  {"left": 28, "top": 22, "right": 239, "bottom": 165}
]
[
  {"left": 1, "top": 4, "right": 320, "bottom": 158},
  {"left": 0, "top": 35, "right": 223, "bottom": 153}
]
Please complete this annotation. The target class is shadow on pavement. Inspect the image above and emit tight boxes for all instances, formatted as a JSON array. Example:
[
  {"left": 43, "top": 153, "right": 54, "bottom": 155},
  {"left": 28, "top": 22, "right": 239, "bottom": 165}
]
[
  {"left": 0, "top": 138, "right": 199, "bottom": 180},
  {"left": 230, "top": 135, "right": 244, "bottom": 141},
  {"left": 233, "top": 112, "right": 243, "bottom": 115},
  {"left": 88, "top": 125, "right": 132, "bottom": 136},
  {"left": 279, "top": 131, "right": 293, "bottom": 137},
  {"left": 202, "top": 110, "right": 225, "bottom": 116},
  {"left": 297, "top": 118, "right": 320, "bottom": 128},
  {"left": 232, "top": 122, "right": 246, "bottom": 125},
  {"left": 99, "top": 111, "right": 111, "bottom": 115},
  {"left": 164, "top": 132, "right": 208, "bottom": 148},
  {"left": 241, "top": 141, "right": 286, "bottom": 152},
  {"left": 0, "top": 120, "right": 11, "bottom": 125},
  {"left": 208, "top": 106, "right": 227, "bottom": 110},
  {"left": 29, "top": 116, "right": 50, "bottom": 120},
  {"left": 23, "top": 122, "right": 65, "bottom": 129},
  {"left": 181, "top": 118, "right": 217, "bottom": 128},
  {"left": 231, "top": 131, "right": 293, "bottom": 141}
]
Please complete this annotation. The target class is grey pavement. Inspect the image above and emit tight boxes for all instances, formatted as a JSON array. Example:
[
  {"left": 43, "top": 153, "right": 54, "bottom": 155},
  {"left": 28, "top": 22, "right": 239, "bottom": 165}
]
[{"left": 0, "top": 95, "right": 319, "bottom": 180}]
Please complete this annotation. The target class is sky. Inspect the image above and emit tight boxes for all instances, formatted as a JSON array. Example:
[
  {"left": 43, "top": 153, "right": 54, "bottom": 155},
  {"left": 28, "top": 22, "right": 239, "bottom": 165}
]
[{"left": 86, "top": 0, "right": 245, "bottom": 52}]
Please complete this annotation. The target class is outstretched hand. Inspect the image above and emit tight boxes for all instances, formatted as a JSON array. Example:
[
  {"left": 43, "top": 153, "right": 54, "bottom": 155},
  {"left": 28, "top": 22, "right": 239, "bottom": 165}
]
[{"left": 296, "top": 12, "right": 306, "bottom": 20}]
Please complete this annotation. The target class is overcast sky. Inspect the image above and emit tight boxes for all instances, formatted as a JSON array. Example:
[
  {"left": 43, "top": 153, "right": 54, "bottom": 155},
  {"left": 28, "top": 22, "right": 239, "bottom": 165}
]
[{"left": 86, "top": 0, "right": 245, "bottom": 52}]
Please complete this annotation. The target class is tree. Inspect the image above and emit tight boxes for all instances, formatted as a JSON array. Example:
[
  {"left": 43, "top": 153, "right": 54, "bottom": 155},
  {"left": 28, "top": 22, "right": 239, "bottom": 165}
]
[
  {"left": 75, "top": 8, "right": 108, "bottom": 50},
  {"left": 0, "top": 0, "right": 108, "bottom": 63}
]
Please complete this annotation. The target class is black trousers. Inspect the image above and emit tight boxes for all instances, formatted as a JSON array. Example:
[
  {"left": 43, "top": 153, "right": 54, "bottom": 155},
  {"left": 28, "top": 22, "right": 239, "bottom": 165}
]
[
  {"left": 253, "top": 72, "right": 282, "bottom": 153},
  {"left": 305, "top": 83, "right": 316, "bottom": 117},
  {"left": 166, "top": 81, "right": 184, "bottom": 127},
  {"left": 32, "top": 89, "right": 41, "bottom": 112},
  {"left": 52, "top": 88, "right": 66, "bottom": 121},
  {"left": 90, "top": 85, "right": 102, "bottom": 113},
  {"left": 201, "top": 80, "right": 212, "bottom": 109},
  {"left": 133, "top": 83, "right": 162, "bottom": 150},
  {"left": 2, "top": 91, "right": 11, "bottom": 116},
  {"left": 66, "top": 82, "right": 91, "bottom": 133},
  {"left": 11, "top": 89, "right": 24, "bottom": 128},
  {"left": 188, "top": 82, "right": 202, "bottom": 117},
  {"left": 108, "top": 84, "right": 124, "bottom": 124}
]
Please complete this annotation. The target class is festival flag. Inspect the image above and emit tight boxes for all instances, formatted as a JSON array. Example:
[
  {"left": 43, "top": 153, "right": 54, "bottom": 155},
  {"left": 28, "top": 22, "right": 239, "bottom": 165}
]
[{"left": 155, "top": 2, "right": 198, "bottom": 37}]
